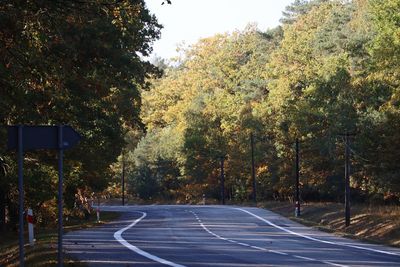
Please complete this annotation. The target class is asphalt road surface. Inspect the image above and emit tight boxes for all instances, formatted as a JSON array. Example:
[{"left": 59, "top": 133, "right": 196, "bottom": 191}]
[{"left": 64, "top": 205, "right": 400, "bottom": 266}]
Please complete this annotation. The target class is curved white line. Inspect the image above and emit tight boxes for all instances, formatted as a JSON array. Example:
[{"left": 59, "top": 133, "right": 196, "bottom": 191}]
[
  {"left": 113, "top": 212, "right": 186, "bottom": 267},
  {"left": 236, "top": 208, "right": 400, "bottom": 257}
]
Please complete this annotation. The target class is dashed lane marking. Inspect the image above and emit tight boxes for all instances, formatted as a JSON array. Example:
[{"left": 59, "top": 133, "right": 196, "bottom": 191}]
[{"left": 189, "top": 210, "right": 348, "bottom": 267}]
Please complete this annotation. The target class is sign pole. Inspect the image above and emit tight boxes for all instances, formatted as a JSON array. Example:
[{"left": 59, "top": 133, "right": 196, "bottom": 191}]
[
  {"left": 7, "top": 124, "right": 81, "bottom": 267},
  {"left": 58, "top": 125, "right": 64, "bottom": 267},
  {"left": 122, "top": 154, "right": 125, "bottom": 206},
  {"left": 18, "top": 125, "right": 25, "bottom": 267}
]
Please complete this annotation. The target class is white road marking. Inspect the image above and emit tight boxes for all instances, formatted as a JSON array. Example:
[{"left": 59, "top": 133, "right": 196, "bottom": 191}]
[
  {"left": 113, "top": 212, "right": 186, "bottom": 267},
  {"left": 270, "top": 250, "right": 288, "bottom": 255},
  {"left": 294, "top": 255, "right": 315, "bottom": 261},
  {"left": 250, "top": 245, "right": 266, "bottom": 250},
  {"left": 189, "top": 210, "right": 347, "bottom": 267},
  {"left": 323, "top": 260, "right": 353, "bottom": 267},
  {"left": 236, "top": 208, "right": 400, "bottom": 257},
  {"left": 78, "top": 260, "right": 147, "bottom": 264}
]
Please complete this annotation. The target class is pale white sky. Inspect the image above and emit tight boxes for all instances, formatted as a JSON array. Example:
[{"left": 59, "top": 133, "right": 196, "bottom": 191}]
[{"left": 145, "top": 0, "right": 294, "bottom": 60}]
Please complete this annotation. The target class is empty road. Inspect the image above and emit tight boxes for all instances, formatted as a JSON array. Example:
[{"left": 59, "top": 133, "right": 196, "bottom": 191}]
[{"left": 64, "top": 205, "right": 400, "bottom": 266}]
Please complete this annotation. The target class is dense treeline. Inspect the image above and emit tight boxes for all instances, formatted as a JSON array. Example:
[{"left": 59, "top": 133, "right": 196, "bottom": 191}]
[
  {"left": 0, "top": 0, "right": 161, "bottom": 229},
  {"left": 126, "top": 0, "right": 400, "bottom": 204}
]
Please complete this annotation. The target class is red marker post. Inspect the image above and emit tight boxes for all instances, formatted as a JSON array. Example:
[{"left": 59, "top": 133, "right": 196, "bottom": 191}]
[{"left": 26, "top": 209, "right": 35, "bottom": 246}]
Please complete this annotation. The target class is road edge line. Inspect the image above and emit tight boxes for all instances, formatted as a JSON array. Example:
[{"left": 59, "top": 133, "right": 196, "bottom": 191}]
[
  {"left": 189, "top": 210, "right": 346, "bottom": 267},
  {"left": 236, "top": 208, "right": 400, "bottom": 257},
  {"left": 113, "top": 211, "right": 186, "bottom": 267}
]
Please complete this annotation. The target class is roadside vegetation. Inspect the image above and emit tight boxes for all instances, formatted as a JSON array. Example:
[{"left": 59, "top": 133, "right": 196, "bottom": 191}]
[
  {"left": 0, "top": 0, "right": 161, "bottom": 238},
  {"left": 0, "top": 211, "right": 120, "bottom": 267},
  {"left": 261, "top": 201, "right": 400, "bottom": 247},
  {"left": 121, "top": 0, "right": 400, "bottom": 209}
]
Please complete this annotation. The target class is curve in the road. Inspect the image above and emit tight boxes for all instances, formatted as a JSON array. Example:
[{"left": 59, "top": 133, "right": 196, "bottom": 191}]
[
  {"left": 113, "top": 211, "right": 186, "bottom": 267},
  {"left": 109, "top": 206, "right": 400, "bottom": 267},
  {"left": 189, "top": 210, "right": 347, "bottom": 267}
]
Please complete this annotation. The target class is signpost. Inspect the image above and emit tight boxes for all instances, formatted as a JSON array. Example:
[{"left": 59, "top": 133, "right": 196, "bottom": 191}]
[
  {"left": 17, "top": 126, "right": 24, "bottom": 267},
  {"left": 7, "top": 125, "right": 81, "bottom": 267},
  {"left": 122, "top": 153, "right": 125, "bottom": 206}
]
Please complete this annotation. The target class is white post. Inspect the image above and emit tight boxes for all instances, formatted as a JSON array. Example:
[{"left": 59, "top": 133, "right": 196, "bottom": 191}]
[
  {"left": 97, "top": 206, "right": 100, "bottom": 223},
  {"left": 27, "top": 208, "right": 35, "bottom": 246}
]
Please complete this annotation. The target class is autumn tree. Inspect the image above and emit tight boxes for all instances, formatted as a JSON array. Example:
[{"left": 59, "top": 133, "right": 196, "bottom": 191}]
[{"left": 0, "top": 0, "right": 161, "bottom": 226}]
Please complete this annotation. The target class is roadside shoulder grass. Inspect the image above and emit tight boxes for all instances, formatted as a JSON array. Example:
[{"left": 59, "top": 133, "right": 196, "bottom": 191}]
[
  {"left": 259, "top": 201, "right": 400, "bottom": 247},
  {"left": 0, "top": 211, "right": 120, "bottom": 267}
]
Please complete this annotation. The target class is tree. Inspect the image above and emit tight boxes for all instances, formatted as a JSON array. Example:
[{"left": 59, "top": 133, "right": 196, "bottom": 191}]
[
  {"left": 132, "top": 26, "right": 282, "bottom": 201},
  {"left": 280, "top": 0, "right": 330, "bottom": 24},
  {"left": 0, "top": 0, "right": 162, "bottom": 225}
]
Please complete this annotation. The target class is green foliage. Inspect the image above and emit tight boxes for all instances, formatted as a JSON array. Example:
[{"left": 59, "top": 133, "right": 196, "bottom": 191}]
[
  {"left": 3, "top": 0, "right": 400, "bottom": 212},
  {"left": 129, "top": 26, "right": 284, "bottom": 201},
  {"left": 368, "top": 0, "right": 400, "bottom": 85},
  {"left": 129, "top": 165, "right": 161, "bottom": 200},
  {"left": 0, "top": 0, "right": 161, "bottom": 226},
  {"left": 126, "top": 0, "right": 400, "bottom": 204},
  {"left": 280, "top": 0, "right": 330, "bottom": 24}
]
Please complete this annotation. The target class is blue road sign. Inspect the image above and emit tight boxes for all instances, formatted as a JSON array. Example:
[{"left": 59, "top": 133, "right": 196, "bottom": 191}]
[{"left": 7, "top": 125, "right": 81, "bottom": 267}]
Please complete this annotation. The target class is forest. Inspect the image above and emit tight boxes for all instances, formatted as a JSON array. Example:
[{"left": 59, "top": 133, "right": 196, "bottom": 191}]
[
  {"left": 1, "top": 0, "right": 400, "bottom": 229},
  {"left": 126, "top": 0, "right": 400, "bottom": 204}
]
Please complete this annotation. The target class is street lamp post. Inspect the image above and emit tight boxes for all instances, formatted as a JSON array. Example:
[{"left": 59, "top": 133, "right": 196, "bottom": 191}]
[
  {"left": 295, "top": 138, "right": 300, "bottom": 217},
  {"left": 220, "top": 156, "right": 225, "bottom": 205},
  {"left": 250, "top": 133, "right": 256, "bottom": 203}
]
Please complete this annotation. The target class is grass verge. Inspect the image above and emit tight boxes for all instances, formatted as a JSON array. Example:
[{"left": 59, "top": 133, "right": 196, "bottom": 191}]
[
  {"left": 259, "top": 201, "right": 400, "bottom": 247},
  {"left": 0, "top": 211, "right": 120, "bottom": 267}
]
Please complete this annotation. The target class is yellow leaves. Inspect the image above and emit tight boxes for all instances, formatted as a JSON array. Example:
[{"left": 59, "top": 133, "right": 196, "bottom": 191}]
[
  {"left": 111, "top": 7, "right": 123, "bottom": 28},
  {"left": 348, "top": 0, "right": 371, "bottom": 32},
  {"left": 110, "top": 1, "right": 142, "bottom": 34},
  {"left": 22, "top": 21, "right": 45, "bottom": 50},
  {"left": 113, "top": 7, "right": 121, "bottom": 18}
]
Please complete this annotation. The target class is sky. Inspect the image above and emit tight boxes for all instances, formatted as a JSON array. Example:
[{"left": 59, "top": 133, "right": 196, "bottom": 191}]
[{"left": 144, "top": 0, "right": 294, "bottom": 60}]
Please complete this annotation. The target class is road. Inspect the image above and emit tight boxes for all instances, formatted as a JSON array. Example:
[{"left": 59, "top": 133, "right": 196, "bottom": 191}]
[{"left": 64, "top": 205, "right": 400, "bottom": 266}]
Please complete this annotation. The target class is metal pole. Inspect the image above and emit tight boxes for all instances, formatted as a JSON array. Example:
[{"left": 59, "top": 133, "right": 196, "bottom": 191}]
[
  {"left": 18, "top": 125, "right": 24, "bottom": 267},
  {"left": 345, "top": 133, "right": 351, "bottom": 227},
  {"left": 250, "top": 133, "right": 256, "bottom": 203},
  {"left": 295, "top": 138, "right": 300, "bottom": 217},
  {"left": 122, "top": 154, "right": 125, "bottom": 206},
  {"left": 220, "top": 157, "right": 225, "bottom": 205},
  {"left": 58, "top": 125, "right": 64, "bottom": 266}
]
